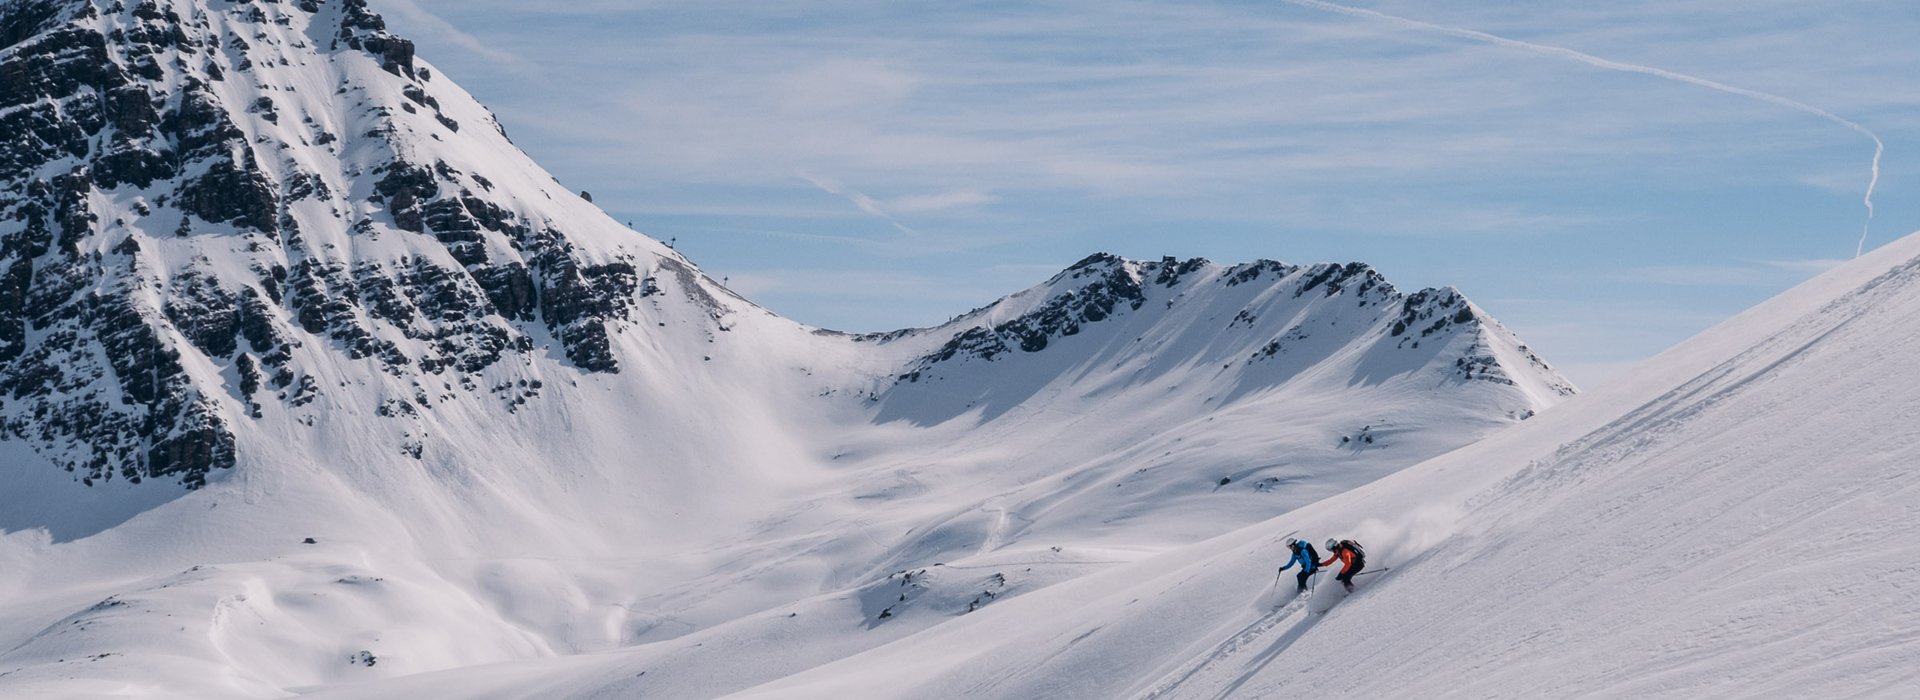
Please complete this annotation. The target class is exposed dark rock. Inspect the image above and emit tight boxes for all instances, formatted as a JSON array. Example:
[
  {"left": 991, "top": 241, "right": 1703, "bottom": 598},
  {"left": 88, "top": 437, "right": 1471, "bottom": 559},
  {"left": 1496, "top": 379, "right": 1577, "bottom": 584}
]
[
  {"left": 235, "top": 352, "right": 261, "bottom": 397},
  {"left": 1150, "top": 255, "right": 1207, "bottom": 287},
  {"left": 401, "top": 85, "right": 437, "bottom": 110},
  {"left": 0, "top": 0, "right": 63, "bottom": 52},
  {"left": 474, "top": 263, "right": 536, "bottom": 321},
  {"left": 0, "top": 257, "right": 29, "bottom": 362},
  {"left": 1390, "top": 288, "right": 1472, "bottom": 340},
  {"left": 163, "top": 269, "right": 238, "bottom": 358},
  {"left": 534, "top": 247, "right": 636, "bottom": 373},
  {"left": 249, "top": 95, "right": 277, "bottom": 123},
  {"left": 176, "top": 157, "right": 278, "bottom": 233},
  {"left": 1226, "top": 260, "right": 1298, "bottom": 287},
  {"left": 50, "top": 168, "right": 96, "bottom": 254},
  {"left": 374, "top": 161, "right": 438, "bottom": 232},
  {"left": 146, "top": 400, "right": 236, "bottom": 489},
  {"left": 160, "top": 82, "right": 244, "bottom": 162},
  {"left": 907, "top": 256, "right": 1145, "bottom": 374},
  {"left": 1296, "top": 262, "right": 1387, "bottom": 299}
]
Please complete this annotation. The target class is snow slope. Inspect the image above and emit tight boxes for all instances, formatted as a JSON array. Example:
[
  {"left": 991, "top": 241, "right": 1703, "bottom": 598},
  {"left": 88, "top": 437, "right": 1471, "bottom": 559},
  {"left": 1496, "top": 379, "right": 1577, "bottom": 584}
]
[
  {"left": 0, "top": 2, "right": 1576, "bottom": 698},
  {"left": 684, "top": 231, "right": 1920, "bottom": 699}
]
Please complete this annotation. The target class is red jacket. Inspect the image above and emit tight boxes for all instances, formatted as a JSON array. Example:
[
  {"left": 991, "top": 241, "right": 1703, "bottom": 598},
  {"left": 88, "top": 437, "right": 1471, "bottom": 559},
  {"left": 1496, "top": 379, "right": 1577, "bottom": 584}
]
[{"left": 1319, "top": 546, "right": 1357, "bottom": 573}]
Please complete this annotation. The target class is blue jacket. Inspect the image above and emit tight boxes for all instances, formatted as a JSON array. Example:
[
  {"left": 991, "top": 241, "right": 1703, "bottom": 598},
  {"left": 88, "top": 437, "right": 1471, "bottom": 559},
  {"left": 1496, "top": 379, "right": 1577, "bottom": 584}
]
[{"left": 1279, "top": 544, "right": 1318, "bottom": 574}]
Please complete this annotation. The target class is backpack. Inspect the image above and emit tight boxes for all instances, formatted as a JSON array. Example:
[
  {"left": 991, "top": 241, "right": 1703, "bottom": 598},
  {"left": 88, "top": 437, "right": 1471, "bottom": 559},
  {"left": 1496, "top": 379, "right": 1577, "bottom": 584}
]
[
  {"left": 1302, "top": 542, "right": 1321, "bottom": 570},
  {"left": 1341, "top": 540, "right": 1366, "bottom": 568}
]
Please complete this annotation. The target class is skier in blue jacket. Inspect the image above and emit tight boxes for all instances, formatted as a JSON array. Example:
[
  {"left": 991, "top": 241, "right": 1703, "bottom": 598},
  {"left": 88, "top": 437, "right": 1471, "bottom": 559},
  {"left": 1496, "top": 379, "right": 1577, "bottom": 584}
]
[{"left": 1276, "top": 537, "right": 1321, "bottom": 594}]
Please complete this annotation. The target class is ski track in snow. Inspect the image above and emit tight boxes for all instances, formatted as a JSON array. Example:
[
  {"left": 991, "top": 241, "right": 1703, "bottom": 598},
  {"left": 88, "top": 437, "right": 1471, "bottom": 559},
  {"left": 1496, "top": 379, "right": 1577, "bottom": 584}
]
[{"left": 1135, "top": 596, "right": 1313, "bottom": 700}]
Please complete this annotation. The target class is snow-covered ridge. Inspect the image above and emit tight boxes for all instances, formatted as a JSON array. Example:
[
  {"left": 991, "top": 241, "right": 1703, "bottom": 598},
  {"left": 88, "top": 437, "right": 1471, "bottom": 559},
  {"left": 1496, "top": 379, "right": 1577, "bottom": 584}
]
[{"left": 874, "top": 253, "right": 1571, "bottom": 424}]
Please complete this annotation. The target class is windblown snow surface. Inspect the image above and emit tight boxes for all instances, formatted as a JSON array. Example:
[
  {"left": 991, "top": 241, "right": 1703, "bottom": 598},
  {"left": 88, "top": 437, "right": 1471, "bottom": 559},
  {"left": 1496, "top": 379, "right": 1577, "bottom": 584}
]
[
  {"left": 691, "top": 232, "right": 1920, "bottom": 700},
  {"left": 269, "top": 231, "right": 1920, "bottom": 700}
]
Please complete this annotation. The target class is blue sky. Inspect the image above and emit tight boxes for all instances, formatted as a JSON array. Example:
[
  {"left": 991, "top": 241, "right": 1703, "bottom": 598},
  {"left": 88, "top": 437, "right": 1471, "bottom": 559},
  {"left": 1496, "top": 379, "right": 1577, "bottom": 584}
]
[{"left": 374, "top": 0, "right": 1920, "bottom": 387}]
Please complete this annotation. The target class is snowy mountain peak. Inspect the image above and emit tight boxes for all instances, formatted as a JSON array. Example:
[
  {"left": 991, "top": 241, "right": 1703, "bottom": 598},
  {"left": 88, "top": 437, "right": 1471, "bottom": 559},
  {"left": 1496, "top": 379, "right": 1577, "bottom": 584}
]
[
  {"left": 0, "top": 0, "right": 738, "bottom": 488},
  {"left": 880, "top": 254, "right": 1572, "bottom": 423}
]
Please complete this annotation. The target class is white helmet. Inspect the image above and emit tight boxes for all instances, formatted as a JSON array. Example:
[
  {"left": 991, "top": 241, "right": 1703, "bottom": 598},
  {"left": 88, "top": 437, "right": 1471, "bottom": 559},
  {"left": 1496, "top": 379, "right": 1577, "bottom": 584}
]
[
  {"left": 1325, "top": 538, "right": 1340, "bottom": 550},
  {"left": 1283, "top": 537, "right": 1300, "bottom": 547}
]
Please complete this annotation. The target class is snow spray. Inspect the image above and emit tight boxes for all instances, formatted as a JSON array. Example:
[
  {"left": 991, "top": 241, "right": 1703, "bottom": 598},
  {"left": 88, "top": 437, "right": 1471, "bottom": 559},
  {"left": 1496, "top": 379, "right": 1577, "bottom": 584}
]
[{"left": 1346, "top": 503, "right": 1467, "bottom": 573}]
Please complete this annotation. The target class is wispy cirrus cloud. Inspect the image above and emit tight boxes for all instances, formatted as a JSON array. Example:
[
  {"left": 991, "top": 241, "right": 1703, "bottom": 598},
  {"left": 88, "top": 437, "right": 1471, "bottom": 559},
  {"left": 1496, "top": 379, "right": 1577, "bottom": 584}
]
[
  {"left": 1601, "top": 258, "right": 1846, "bottom": 286},
  {"left": 887, "top": 189, "right": 997, "bottom": 214}
]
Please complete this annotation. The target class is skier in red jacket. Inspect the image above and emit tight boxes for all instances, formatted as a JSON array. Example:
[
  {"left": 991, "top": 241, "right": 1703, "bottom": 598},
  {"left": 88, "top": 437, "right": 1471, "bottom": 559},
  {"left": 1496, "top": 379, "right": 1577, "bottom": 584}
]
[{"left": 1319, "top": 538, "right": 1366, "bottom": 592}]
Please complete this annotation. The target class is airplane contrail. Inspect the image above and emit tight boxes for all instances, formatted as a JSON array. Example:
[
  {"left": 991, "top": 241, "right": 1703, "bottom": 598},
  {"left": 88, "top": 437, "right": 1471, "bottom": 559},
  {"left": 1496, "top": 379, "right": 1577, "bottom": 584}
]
[
  {"left": 797, "top": 172, "right": 920, "bottom": 237},
  {"left": 1280, "top": 0, "right": 1883, "bottom": 256}
]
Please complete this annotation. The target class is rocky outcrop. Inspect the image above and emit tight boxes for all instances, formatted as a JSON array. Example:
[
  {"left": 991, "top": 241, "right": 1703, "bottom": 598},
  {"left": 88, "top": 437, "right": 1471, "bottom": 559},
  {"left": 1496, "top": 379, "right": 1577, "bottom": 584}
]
[{"left": 0, "top": 0, "right": 677, "bottom": 489}]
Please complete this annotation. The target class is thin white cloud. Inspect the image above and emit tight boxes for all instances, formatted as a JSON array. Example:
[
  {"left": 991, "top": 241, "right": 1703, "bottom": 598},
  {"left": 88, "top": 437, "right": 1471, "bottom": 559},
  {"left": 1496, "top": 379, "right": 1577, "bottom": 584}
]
[
  {"left": 1585, "top": 258, "right": 1845, "bottom": 287},
  {"left": 1755, "top": 258, "right": 1849, "bottom": 274},
  {"left": 887, "top": 190, "right": 997, "bottom": 214},
  {"left": 1276, "top": 0, "right": 1882, "bottom": 256}
]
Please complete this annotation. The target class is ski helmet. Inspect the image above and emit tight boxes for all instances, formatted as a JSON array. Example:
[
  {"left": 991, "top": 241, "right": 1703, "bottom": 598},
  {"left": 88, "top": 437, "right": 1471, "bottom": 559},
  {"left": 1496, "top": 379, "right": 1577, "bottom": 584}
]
[
  {"left": 1325, "top": 538, "right": 1340, "bottom": 550},
  {"left": 1284, "top": 537, "right": 1299, "bottom": 548}
]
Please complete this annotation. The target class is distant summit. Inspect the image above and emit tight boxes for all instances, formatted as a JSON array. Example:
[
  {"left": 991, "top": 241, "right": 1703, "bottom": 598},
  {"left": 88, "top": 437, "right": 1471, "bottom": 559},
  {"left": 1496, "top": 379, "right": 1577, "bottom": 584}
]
[{"left": 872, "top": 254, "right": 1572, "bottom": 424}]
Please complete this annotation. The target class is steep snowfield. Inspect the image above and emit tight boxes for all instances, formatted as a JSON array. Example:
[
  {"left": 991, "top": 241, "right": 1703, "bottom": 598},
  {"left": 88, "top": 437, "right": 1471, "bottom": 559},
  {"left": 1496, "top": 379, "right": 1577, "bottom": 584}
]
[{"left": 666, "top": 231, "right": 1920, "bottom": 700}]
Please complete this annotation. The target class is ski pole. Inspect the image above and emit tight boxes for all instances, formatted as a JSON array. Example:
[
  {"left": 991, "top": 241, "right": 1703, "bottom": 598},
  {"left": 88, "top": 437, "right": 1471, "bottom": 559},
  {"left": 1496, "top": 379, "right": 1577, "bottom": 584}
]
[{"left": 1353, "top": 568, "right": 1391, "bottom": 578}]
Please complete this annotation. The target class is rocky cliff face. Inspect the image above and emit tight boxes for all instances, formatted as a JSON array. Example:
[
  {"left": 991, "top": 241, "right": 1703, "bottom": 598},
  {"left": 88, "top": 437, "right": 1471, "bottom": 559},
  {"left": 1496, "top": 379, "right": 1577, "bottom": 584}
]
[{"left": 0, "top": 0, "right": 695, "bottom": 488}]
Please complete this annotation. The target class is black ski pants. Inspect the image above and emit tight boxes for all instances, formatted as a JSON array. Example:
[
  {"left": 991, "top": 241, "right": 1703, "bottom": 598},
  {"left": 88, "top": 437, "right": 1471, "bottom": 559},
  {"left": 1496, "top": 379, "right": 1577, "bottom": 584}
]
[
  {"left": 1295, "top": 569, "right": 1314, "bottom": 592},
  {"left": 1335, "top": 563, "right": 1365, "bottom": 587}
]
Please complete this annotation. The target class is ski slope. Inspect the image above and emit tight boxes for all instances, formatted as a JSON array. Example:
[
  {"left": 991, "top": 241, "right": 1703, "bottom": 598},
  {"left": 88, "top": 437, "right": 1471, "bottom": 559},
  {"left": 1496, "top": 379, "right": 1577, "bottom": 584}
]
[{"left": 699, "top": 231, "right": 1920, "bottom": 699}]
